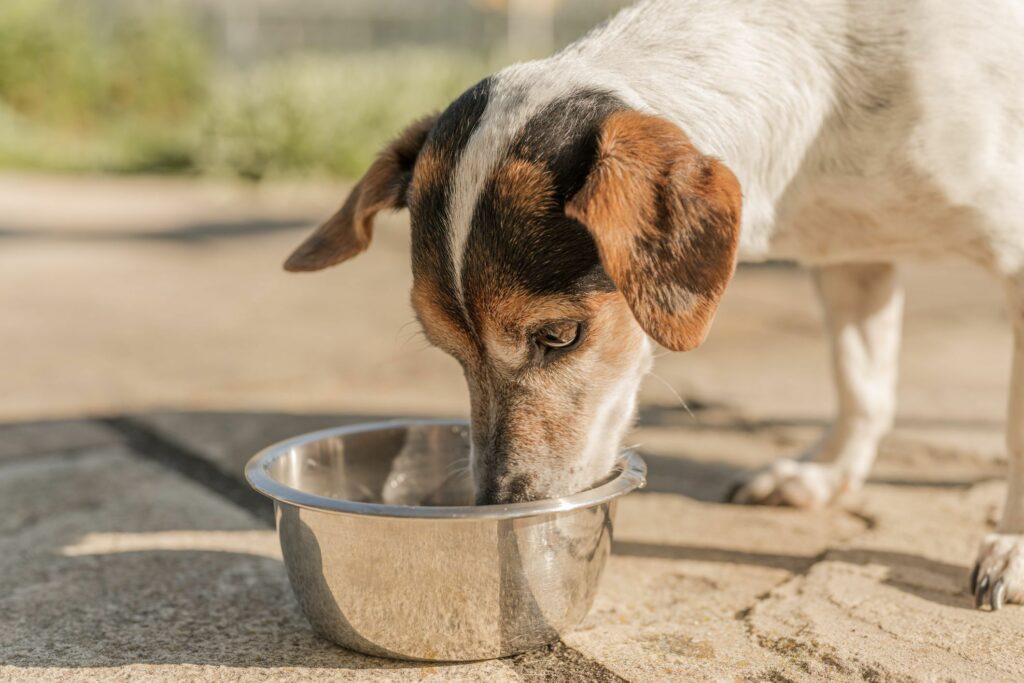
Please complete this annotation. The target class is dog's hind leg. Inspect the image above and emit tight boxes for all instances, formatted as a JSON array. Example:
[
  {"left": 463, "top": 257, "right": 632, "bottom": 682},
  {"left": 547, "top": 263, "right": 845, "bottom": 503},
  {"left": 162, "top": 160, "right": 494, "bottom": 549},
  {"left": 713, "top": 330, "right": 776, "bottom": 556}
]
[
  {"left": 971, "top": 273, "right": 1024, "bottom": 610},
  {"left": 730, "top": 262, "right": 902, "bottom": 508}
]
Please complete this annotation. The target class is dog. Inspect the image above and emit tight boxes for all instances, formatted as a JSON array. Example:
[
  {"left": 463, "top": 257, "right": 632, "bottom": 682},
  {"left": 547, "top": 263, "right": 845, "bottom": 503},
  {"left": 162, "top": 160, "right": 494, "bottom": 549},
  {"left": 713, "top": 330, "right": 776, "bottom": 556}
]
[{"left": 285, "top": 0, "right": 1024, "bottom": 610}]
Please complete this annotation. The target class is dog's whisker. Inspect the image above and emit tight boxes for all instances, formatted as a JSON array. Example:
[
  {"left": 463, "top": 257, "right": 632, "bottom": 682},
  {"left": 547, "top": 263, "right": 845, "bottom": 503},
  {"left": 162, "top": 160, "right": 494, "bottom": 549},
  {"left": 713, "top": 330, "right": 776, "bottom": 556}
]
[
  {"left": 397, "top": 328, "right": 429, "bottom": 349},
  {"left": 395, "top": 319, "right": 420, "bottom": 342},
  {"left": 394, "top": 335, "right": 434, "bottom": 353},
  {"left": 645, "top": 370, "right": 695, "bottom": 419},
  {"left": 442, "top": 459, "right": 471, "bottom": 475},
  {"left": 439, "top": 465, "right": 474, "bottom": 488}
]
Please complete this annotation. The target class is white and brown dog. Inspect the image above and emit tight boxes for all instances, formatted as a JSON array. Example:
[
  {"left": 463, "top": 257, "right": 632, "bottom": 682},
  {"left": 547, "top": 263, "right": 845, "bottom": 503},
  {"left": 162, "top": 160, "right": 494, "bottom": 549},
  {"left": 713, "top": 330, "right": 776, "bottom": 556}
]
[{"left": 286, "top": 0, "right": 1024, "bottom": 610}]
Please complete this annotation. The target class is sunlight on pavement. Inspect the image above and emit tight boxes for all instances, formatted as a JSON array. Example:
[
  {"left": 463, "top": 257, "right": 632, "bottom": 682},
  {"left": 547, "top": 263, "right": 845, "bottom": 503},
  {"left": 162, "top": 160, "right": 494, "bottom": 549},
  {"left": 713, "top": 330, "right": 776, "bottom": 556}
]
[{"left": 61, "top": 530, "right": 282, "bottom": 559}]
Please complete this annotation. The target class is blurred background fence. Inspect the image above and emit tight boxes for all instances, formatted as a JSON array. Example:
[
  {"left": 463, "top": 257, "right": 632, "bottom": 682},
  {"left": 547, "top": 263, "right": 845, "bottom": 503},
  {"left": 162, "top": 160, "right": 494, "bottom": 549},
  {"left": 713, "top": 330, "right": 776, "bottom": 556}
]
[{"left": 0, "top": 0, "right": 628, "bottom": 180}]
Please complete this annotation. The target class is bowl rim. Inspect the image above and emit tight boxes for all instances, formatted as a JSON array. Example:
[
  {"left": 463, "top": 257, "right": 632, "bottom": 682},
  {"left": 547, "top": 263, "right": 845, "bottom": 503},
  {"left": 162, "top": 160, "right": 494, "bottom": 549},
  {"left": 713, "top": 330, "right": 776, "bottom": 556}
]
[{"left": 245, "top": 418, "right": 646, "bottom": 520}]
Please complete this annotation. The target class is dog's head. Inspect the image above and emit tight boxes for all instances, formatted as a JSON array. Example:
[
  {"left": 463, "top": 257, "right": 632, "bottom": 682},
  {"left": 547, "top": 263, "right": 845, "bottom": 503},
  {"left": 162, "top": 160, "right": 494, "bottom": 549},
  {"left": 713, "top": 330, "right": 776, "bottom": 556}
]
[{"left": 286, "top": 76, "right": 742, "bottom": 503}]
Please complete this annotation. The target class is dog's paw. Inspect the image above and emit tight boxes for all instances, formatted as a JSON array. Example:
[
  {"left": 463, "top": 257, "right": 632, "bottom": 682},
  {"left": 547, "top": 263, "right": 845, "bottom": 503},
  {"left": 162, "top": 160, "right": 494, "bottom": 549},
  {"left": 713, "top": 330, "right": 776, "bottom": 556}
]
[
  {"left": 970, "top": 533, "right": 1024, "bottom": 610},
  {"left": 727, "top": 459, "right": 848, "bottom": 509}
]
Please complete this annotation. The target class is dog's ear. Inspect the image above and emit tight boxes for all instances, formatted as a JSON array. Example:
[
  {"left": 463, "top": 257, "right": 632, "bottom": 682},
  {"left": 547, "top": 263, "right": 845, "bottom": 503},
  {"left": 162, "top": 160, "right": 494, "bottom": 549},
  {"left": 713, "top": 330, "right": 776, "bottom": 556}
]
[
  {"left": 566, "top": 111, "right": 742, "bottom": 351},
  {"left": 284, "top": 114, "right": 438, "bottom": 272}
]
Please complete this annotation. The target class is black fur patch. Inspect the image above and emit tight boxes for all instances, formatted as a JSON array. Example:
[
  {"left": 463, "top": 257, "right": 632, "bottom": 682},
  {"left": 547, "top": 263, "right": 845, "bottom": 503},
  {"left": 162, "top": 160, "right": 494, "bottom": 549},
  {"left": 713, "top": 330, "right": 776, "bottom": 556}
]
[
  {"left": 460, "top": 89, "right": 625, "bottom": 329},
  {"left": 409, "top": 77, "right": 491, "bottom": 319}
]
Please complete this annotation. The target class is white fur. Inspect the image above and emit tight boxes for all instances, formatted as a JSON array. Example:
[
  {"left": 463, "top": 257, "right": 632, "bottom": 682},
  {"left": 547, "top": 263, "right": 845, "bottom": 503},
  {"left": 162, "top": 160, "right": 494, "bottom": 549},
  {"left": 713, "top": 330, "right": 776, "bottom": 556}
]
[
  {"left": 975, "top": 533, "right": 1024, "bottom": 607},
  {"left": 981, "top": 277, "right": 1024, "bottom": 604},
  {"left": 449, "top": 0, "right": 1024, "bottom": 604},
  {"left": 732, "top": 263, "right": 903, "bottom": 506},
  {"left": 578, "top": 336, "right": 653, "bottom": 487}
]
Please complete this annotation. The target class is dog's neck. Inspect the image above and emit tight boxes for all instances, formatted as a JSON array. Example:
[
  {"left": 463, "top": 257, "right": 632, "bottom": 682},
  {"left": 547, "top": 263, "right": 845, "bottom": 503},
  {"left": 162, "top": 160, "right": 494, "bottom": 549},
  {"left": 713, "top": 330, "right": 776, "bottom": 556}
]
[{"left": 502, "top": 0, "right": 858, "bottom": 258}]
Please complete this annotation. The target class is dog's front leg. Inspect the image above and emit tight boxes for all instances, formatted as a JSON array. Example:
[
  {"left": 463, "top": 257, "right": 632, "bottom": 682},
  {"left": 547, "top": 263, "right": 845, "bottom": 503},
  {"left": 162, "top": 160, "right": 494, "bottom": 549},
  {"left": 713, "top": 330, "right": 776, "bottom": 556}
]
[
  {"left": 730, "top": 262, "right": 902, "bottom": 508},
  {"left": 971, "top": 275, "right": 1024, "bottom": 610}
]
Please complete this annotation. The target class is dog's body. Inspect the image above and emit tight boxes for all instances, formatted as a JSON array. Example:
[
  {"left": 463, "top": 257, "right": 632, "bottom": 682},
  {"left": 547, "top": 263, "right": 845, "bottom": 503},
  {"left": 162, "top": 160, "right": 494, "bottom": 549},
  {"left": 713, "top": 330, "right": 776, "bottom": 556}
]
[{"left": 288, "top": 0, "right": 1024, "bottom": 609}]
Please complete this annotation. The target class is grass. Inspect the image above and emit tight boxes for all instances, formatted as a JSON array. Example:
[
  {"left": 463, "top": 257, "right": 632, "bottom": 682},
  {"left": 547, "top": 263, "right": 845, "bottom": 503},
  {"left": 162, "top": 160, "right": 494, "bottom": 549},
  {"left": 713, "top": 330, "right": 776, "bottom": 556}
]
[
  {"left": 0, "top": 0, "right": 491, "bottom": 179},
  {"left": 199, "top": 52, "right": 490, "bottom": 180}
]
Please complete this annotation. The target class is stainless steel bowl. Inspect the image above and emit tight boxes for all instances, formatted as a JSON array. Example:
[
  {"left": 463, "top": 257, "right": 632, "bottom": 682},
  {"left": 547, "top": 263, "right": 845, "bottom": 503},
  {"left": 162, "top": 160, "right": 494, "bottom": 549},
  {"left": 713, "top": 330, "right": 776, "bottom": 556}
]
[{"left": 245, "top": 419, "right": 646, "bottom": 661}]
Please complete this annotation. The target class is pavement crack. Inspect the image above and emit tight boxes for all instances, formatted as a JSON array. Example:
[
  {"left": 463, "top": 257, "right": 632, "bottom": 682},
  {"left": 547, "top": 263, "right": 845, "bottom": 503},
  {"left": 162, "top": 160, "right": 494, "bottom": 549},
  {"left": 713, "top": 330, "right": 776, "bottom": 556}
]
[
  {"left": 101, "top": 416, "right": 274, "bottom": 526},
  {"left": 735, "top": 545, "right": 837, "bottom": 667},
  {"left": 735, "top": 502, "right": 903, "bottom": 681},
  {"left": 843, "top": 507, "right": 879, "bottom": 531}
]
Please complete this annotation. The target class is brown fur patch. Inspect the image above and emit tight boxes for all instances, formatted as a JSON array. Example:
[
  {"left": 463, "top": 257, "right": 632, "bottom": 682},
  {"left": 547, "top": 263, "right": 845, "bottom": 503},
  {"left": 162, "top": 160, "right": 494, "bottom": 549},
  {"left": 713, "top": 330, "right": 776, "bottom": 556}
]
[
  {"left": 473, "top": 290, "right": 643, "bottom": 386},
  {"left": 410, "top": 282, "right": 475, "bottom": 360},
  {"left": 475, "top": 288, "right": 592, "bottom": 370},
  {"left": 565, "top": 110, "right": 742, "bottom": 352},
  {"left": 589, "top": 291, "right": 647, "bottom": 369},
  {"left": 490, "top": 159, "right": 557, "bottom": 219},
  {"left": 284, "top": 114, "right": 438, "bottom": 272},
  {"left": 407, "top": 145, "right": 446, "bottom": 206},
  {"left": 484, "top": 289, "right": 591, "bottom": 334}
]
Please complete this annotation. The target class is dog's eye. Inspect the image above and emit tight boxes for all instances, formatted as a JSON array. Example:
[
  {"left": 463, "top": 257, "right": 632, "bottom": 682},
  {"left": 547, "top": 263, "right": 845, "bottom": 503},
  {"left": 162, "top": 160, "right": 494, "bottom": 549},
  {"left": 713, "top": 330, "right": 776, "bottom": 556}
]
[{"left": 534, "top": 320, "right": 583, "bottom": 352}]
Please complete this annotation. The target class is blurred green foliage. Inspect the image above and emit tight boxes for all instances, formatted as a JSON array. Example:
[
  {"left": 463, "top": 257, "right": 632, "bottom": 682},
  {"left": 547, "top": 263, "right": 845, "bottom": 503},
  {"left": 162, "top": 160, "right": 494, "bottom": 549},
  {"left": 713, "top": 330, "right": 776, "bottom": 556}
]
[
  {"left": 200, "top": 53, "right": 488, "bottom": 180},
  {"left": 0, "top": 0, "right": 488, "bottom": 179},
  {"left": 0, "top": 0, "right": 207, "bottom": 173}
]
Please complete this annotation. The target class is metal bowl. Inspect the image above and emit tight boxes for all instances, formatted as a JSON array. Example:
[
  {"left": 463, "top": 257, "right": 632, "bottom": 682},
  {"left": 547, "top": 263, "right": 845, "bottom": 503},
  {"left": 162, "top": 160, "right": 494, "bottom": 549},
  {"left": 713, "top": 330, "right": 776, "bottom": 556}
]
[{"left": 245, "top": 419, "right": 646, "bottom": 661}]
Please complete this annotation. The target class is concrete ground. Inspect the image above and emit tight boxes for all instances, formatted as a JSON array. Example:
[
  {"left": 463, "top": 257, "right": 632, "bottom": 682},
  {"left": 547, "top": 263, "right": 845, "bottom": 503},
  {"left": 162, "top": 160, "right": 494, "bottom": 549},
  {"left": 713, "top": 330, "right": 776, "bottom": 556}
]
[{"left": 1, "top": 173, "right": 1020, "bottom": 681}]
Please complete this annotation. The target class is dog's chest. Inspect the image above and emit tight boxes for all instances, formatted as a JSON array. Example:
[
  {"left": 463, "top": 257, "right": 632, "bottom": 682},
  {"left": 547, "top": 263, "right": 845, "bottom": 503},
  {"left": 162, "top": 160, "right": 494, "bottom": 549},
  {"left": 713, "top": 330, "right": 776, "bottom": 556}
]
[
  {"left": 742, "top": 135, "right": 995, "bottom": 267},
  {"left": 762, "top": 176, "right": 974, "bottom": 265}
]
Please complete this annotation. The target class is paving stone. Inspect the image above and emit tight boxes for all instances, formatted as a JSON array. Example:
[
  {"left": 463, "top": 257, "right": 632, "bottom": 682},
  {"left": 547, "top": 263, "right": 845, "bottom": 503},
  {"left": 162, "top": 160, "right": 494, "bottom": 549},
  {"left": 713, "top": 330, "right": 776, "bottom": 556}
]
[
  {"left": 0, "top": 447, "right": 518, "bottom": 682},
  {"left": 744, "top": 483, "right": 1024, "bottom": 682},
  {"left": 566, "top": 492, "right": 867, "bottom": 681}
]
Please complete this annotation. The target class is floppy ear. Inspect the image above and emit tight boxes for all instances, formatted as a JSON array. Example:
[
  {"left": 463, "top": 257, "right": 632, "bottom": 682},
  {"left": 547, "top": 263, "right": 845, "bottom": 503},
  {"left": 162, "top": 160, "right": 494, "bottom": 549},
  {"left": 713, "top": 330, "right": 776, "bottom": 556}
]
[
  {"left": 284, "top": 114, "right": 438, "bottom": 272},
  {"left": 565, "top": 111, "right": 742, "bottom": 351}
]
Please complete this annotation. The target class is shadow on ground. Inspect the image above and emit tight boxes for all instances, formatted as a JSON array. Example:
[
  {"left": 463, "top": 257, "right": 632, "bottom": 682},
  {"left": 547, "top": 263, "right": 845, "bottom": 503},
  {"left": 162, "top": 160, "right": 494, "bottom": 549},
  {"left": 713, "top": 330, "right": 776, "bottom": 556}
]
[{"left": 612, "top": 541, "right": 972, "bottom": 609}]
